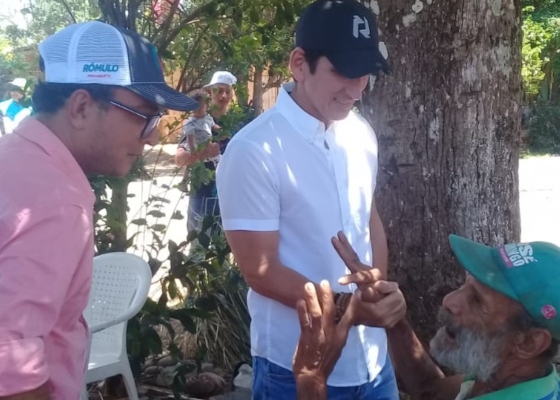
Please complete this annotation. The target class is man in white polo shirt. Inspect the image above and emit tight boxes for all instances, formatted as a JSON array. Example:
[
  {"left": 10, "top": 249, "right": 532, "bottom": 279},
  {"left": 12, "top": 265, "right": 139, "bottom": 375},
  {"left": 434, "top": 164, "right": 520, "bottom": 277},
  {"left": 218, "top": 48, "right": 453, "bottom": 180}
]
[{"left": 216, "top": 0, "right": 406, "bottom": 398}]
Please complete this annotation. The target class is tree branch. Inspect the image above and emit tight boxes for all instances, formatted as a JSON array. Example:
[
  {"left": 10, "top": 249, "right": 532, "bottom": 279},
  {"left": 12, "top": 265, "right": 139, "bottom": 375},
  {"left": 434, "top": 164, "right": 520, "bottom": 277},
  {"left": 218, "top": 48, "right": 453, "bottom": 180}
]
[
  {"left": 138, "top": 0, "right": 157, "bottom": 36},
  {"left": 98, "top": 0, "right": 128, "bottom": 27},
  {"left": 181, "top": 49, "right": 224, "bottom": 93},
  {"left": 155, "top": 0, "right": 220, "bottom": 51},
  {"left": 180, "top": 47, "right": 224, "bottom": 93},
  {"left": 127, "top": 0, "right": 138, "bottom": 31},
  {"left": 98, "top": 0, "right": 119, "bottom": 25},
  {"left": 176, "top": 23, "right": 213, "bottom": 91},
  {"left": 57, "top": 0, "right": 77, "bottom": 24},
  {"left": 263, "top": 73, "right": 285, "bottom": 90},
  {"left": 152, "top": 0, "right": 181, "bottom": 44}
]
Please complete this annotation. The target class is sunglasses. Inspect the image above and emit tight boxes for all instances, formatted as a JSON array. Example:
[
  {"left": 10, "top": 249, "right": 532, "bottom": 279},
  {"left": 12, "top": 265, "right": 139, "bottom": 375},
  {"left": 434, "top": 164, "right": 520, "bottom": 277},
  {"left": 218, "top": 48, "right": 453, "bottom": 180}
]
[{"left": 108, "top": 99, "right": 164, "bottom": 138}]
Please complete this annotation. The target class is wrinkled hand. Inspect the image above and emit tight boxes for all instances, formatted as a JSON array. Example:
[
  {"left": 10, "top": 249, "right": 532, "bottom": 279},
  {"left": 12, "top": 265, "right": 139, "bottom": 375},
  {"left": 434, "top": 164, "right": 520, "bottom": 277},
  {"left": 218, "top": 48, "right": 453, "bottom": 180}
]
[
  {"left": 332, "top": 231, "right": 384, "bottom": 301},
  {"left": 347, "top": 281, "right": 407, "bottom": 328},
  {"left": 293, "top": 280, "right": 352, "bottom": 390},
  {"left": 332, "top": 231, "right": 407, "bottom": 328}
]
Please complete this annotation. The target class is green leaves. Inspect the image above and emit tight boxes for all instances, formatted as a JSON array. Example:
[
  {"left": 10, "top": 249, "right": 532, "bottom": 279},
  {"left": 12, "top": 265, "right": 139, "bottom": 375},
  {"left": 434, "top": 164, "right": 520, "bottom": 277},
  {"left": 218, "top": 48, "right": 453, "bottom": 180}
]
[
  {"left": 147, "top": 210, "right": 166, "bottom": 218},
  {"left": 522, "top": 3, "right": 560, "bottom": 101},
  {"left": 150, "top": 223, "right": 167, "bottom": 232},
  {"left": 171, "top": 210, "right": 185, "bottom": 220},
  {"left": 527, "top": 103, "right": 560, "bottom": 155}
]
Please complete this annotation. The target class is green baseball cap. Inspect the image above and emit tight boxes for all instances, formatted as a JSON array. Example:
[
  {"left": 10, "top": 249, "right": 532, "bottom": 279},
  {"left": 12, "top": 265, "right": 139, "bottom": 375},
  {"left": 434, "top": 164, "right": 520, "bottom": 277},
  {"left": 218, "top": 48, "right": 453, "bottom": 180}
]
[{"left": 449, "top": 234, "right": 560, "bottom": 339}]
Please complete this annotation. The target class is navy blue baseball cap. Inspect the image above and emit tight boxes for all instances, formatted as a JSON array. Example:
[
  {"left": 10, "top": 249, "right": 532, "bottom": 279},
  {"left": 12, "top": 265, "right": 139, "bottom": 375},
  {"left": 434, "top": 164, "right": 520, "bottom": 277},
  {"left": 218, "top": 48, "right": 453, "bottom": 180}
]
[{"left": 295, "top": 0, "right": 391, "bottom": 78}]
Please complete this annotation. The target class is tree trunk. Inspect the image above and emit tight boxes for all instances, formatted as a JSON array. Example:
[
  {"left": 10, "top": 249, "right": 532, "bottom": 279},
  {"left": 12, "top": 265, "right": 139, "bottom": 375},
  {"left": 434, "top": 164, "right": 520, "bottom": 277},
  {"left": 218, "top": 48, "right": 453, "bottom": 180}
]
[
  {"left": 252, "top": 66, "right": 265, "bottom": 117},
  {"left": 361, "top": 0, "right": 522, "bottom": 343},
  {"left": 108, "top": 178, "right": 129, "bottom": 252}
]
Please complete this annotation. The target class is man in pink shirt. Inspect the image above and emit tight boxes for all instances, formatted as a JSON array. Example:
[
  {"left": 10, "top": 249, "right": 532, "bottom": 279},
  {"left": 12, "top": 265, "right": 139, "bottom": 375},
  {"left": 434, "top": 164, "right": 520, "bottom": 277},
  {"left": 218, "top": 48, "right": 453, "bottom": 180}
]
[{"left": 0, "top": 22, "right": 198, "bottom": 399}]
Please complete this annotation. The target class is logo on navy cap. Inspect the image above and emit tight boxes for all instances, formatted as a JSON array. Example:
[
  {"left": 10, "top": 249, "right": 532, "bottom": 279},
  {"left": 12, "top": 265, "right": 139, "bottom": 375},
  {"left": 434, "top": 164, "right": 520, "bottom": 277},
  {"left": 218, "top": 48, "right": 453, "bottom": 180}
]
[{"left": 353, "top": 15, "right": 370, "bottom": 39}]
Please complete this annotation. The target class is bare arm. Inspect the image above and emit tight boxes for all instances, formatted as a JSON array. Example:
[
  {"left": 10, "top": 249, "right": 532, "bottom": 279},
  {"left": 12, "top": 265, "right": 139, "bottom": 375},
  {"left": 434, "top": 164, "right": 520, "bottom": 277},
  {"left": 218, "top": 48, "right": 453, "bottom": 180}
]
[
  {"left": 225, "top": 230, "right": 321, "bottom": 309},
  {"left": 334, "top": 231, "right": 460, "bottom": 398},
  {"left": 175, "top": 135, "right": 220, "bottom": 167},
  {"left": 0, "top": 385, "right": 49, "bottom": 400},
  {"left": 294, "top": 281, "right": 353, "bottom": 400},
  {"left": 369, "top": 198, "right": 388, "bottom": 279},
  {"left": 175, "top": 146, "right": 192, "bottom": 167},
  {"left": 296, "top": 379, "right": 327, "bottom": 400},
  {"left": 387, "top": 320, "right": 462, "bottom": 400}
]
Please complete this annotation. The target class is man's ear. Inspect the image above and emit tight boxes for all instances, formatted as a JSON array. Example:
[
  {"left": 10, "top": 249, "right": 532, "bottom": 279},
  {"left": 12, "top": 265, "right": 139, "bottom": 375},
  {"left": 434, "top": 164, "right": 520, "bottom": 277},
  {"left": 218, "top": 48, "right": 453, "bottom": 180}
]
[
  {"left": 66, "top": 89, "right": 99, "bottom": 130},
  {"left": 289, "top": 47, "right": 307, "bottom": 83},
  {"left": 513, "top": 327, "right": 553, "bottom": 360}
]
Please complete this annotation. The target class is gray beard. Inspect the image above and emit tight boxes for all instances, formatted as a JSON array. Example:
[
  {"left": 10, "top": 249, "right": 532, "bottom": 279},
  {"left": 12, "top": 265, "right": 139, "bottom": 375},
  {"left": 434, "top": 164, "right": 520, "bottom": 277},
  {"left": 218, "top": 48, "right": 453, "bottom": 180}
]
[{"left": 429, "top": 310, "right": 507, "bottom": 382}]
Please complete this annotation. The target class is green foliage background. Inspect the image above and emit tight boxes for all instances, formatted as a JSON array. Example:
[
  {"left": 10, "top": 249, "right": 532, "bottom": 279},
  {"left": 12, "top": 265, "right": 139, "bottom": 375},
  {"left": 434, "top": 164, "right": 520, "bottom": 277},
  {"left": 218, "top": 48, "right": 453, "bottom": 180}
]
[
  {"left": 521, "top": 0, "right": 560, "bottom": 154},
  {"left": 522, "top": 1, "right": 560, "bottom": 102}
]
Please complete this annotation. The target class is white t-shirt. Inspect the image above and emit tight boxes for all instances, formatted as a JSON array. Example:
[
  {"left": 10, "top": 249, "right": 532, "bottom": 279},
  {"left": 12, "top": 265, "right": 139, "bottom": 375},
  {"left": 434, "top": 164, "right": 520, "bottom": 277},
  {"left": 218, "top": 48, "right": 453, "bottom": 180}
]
[
  {"left": 455, "top": 381, "right": 475, "bottom": 400},
  {"left": 216, "top": 83, "right": 387, "bottom": 386}
]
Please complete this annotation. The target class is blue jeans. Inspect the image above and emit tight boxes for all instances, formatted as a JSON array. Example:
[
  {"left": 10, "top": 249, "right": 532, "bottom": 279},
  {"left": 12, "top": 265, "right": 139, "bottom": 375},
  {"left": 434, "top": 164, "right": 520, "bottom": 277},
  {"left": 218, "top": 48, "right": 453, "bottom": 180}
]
[
  {"left": 252, "top": 356, "right": 399, "bottom": 400},
  {"left": 187, "top": 195, "right": 220, "bottom": 233}
]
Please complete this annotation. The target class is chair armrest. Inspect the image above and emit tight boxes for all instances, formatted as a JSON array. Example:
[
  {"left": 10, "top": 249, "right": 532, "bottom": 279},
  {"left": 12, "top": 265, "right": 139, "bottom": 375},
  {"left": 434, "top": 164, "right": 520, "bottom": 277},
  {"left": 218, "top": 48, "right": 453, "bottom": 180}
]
[{"left": 88, "top": 316, "right": 130, "bottom": 334}]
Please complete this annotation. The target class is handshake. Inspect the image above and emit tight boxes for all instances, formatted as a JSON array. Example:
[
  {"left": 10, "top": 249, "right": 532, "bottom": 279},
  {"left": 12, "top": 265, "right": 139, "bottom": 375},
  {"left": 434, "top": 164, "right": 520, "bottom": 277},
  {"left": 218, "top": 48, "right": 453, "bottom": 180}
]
[{"left": 292, "top": 232, "right": 407, "bottom": 399}]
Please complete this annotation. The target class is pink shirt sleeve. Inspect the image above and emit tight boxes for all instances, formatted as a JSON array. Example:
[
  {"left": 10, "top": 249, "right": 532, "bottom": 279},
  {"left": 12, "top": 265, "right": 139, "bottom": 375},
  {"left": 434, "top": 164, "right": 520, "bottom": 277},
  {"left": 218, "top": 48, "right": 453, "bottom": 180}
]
[{"left": 0, "top": 204, "right": 92, "bottom": 396}]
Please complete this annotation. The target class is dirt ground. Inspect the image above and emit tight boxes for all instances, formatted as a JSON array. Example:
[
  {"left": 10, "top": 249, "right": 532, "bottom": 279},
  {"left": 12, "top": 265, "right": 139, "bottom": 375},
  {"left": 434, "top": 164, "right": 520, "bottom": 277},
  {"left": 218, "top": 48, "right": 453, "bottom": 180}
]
[{"left": 142, "top": 144, "right": 180, "bottom": 177}]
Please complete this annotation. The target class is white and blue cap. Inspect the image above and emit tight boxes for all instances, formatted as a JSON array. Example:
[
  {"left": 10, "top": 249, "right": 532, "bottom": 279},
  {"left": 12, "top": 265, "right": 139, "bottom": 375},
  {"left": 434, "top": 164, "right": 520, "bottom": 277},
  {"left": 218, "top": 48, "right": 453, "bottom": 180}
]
[{"left": 38, "top": 21, "right": 198, "bottom": 111}]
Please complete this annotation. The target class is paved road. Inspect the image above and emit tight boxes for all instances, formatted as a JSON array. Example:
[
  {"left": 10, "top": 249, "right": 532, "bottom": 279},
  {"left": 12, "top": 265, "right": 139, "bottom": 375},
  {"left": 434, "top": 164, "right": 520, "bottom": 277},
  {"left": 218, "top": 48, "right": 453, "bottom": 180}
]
[{"left": 519, "top": 156, "right": 560, "bottom": 245}]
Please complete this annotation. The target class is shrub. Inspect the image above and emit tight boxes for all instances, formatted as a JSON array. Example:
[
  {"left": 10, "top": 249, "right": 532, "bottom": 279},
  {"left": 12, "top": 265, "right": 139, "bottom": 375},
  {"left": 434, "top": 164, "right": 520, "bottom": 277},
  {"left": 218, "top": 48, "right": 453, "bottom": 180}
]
[{"left": 527, "top": 102, "right": 560, "bottom": 155}]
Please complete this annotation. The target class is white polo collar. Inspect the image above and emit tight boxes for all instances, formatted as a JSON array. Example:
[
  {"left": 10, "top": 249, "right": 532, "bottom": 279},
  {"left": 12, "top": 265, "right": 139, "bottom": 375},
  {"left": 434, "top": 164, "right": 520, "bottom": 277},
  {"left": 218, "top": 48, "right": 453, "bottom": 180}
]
[{"left": 276, "top": 82, "right": 331, "bottom": 143}]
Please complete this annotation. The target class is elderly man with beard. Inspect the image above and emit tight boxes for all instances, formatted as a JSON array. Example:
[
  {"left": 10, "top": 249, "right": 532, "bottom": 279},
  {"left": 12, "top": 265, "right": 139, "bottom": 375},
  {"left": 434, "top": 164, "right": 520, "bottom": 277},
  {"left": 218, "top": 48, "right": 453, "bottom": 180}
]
[{"left": 314, "top": 232, "right": 560, "bottom": 400}]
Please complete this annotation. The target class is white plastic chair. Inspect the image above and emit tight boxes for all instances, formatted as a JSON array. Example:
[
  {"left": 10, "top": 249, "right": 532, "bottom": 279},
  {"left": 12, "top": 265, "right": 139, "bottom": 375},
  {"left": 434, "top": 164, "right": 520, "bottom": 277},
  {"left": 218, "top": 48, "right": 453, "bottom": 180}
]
[{"left": 83, "top": 252, "right": 153, "bottom": 400}]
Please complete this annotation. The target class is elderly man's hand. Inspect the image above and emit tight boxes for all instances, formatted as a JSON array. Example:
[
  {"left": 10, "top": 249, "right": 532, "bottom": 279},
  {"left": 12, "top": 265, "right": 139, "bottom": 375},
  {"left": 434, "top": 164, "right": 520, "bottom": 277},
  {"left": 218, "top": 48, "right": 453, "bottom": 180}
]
[
  {"left": 346, "top": 281, "right": 407, "bottom": 328},
  {"left": 331, "top": 231, "right": 407, "bottom": 328},
  {"left": 293, "top": 280, "right": 352, "bottom": 400}
]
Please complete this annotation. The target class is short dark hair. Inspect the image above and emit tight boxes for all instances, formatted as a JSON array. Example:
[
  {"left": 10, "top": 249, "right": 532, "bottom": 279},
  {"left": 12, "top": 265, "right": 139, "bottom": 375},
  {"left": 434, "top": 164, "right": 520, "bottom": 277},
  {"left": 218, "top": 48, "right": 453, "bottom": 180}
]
[
  {"left": 302, "top": 48, "right": 322, "bottom": 74},
  {"left": 509, "top": 308, "right": 560, "bottom": 362},
  {"left": 190, "top": 90, "right": 208, "bottom": 108},
  {"left": 32, "top": 82, "right": 116, "bottom": 115}
]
